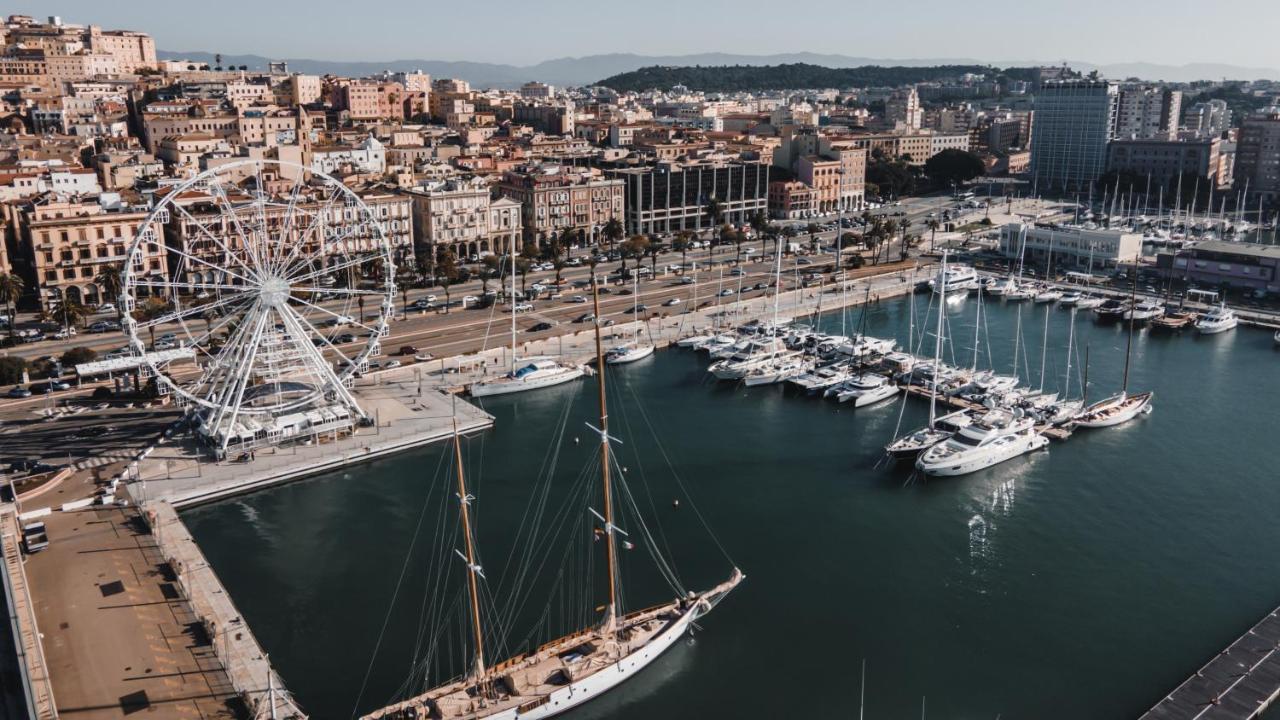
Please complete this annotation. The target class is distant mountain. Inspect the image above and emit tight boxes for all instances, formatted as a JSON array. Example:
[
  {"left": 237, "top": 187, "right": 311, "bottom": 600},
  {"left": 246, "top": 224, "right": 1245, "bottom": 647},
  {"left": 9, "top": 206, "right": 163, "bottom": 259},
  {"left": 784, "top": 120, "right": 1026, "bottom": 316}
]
[
  {"left": 597, "top": 63, "right": 1006, "bottom": 93},
  {"left": 157, "top": 50, "right": 1279, "bottom": 87}
]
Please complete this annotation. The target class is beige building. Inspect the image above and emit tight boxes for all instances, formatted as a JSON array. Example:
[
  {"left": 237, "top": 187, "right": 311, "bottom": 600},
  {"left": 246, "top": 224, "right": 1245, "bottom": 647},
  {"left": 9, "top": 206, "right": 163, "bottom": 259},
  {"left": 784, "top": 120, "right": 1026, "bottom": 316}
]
[
  {"left": 405, "top": 177, "right": 522, "bottom": 259},
  {"left": 15, "top": 196, "right": 167, "bottom": 309}
]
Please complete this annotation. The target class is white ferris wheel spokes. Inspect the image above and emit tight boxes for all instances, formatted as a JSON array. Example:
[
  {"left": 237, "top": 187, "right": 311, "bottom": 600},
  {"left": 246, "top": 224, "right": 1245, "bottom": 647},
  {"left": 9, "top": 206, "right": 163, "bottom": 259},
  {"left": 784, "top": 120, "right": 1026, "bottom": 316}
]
[{"left": 120, "top": 159, "right": 397, "bottom": 449}]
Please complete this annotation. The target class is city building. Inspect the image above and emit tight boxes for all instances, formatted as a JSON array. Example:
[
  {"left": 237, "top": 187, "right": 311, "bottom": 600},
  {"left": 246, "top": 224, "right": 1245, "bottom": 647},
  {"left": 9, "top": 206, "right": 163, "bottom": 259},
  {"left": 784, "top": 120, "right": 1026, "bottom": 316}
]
[
  {"left": 998, "top": 222, "right": 1141, "bottom": 270},
  {"left": 885, "top": 86, "right": 922, "bottom": 130},
  {"left": 1233, "top": 109, "right": 1280, "bottom": 203},
  {"left": 1115, "top": 85, "right": 1181, "bottom": 140},
  {"left": 1183, "top": 100, "right": 1231, "bottom": 139},
  {"left": 310, "top": 135, "right": 386, "bottom": 176},
  {"left": 1107, "top": 138, "right": 1222, "bottom": 187},
  {"left": 768, "top": 180, "right": 816, "bottom": 219},
  {"left": 405, "top": 176, "right": 522, "bottom": 259},
  {"left": 608, "top": 160, "right": 770, "bottom": 236},
  {"left": 1169, "top": 240, "right": 1280, "bottom": 294},
  {"left": 1030, "top": 80, "right": 1118, "bottom": 191},
  {"left": 498, "top": 165, "right": 624, "bottom": 246}
]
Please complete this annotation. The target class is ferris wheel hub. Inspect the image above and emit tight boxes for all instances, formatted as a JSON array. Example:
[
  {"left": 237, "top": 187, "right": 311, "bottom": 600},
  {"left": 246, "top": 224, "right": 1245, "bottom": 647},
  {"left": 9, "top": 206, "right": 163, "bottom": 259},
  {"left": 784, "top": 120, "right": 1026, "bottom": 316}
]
[{"left": 259, "top": 276, "right": 290, "bottom": 307}]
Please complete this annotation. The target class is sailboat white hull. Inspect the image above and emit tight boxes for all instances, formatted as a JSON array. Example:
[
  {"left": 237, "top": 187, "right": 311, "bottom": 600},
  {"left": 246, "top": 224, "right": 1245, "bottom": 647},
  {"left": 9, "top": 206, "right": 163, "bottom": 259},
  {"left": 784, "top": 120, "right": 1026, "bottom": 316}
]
[
  {"left": 469, "top": 366, "right": 585, "bottom": 397},
  {"left": 850, "top": 383, "right": 899, "bottom": 407},
  {"left": 1074, "top": 392, "right": 1153, "bottom": 428}
]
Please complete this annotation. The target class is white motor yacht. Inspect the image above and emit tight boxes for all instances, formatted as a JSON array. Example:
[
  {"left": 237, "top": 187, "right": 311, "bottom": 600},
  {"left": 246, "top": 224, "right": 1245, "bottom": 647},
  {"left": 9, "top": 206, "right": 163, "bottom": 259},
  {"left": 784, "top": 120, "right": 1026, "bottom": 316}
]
[
  {"left": 1194, "top": 303, "right": 1238, "bottom": 335},
  {"left": 1124, "top": 300, "right": 1164, "bottom": 323},
  {"left": 708, "top": 338, "right": 791, "bottom": 380},
  {"left": 742, "top": 355, "right": 811, "bottom": 387},
  {"left": 915, "top": 410, "right": 1048, "bottom": 477},
  {"left": 1058, "top": 291, "right": 1082, "bottom": 306},
  {"left": 1004, "top": 283, "right": 1035, "bottom": 301},
  {"left": 1033, "top": 287, "right": 1063, "bottom": 303},
  {"left": 789, "top": 363, "right": 852, "bottom": 395},
  {"left": 834, "top": 373, "right": 899, "bottom": 407},
  {"left": 929, "top": 264, "right": 980, "bottom": 294},
  {"left": 1074, "top": 294, "right": 1104, "bottom": 310},
  {"left": 470, "top": 357, "right": 585, "bottom": 397}
]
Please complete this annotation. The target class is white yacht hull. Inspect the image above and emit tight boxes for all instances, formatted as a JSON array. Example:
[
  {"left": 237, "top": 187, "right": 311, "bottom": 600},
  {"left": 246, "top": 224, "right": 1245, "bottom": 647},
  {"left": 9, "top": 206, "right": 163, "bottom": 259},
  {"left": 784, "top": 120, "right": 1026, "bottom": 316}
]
[
  {"left": 469, "top": 366, "right": 585, "bottom": 397},
  {"left": 850, "top": 383, "right": 899, "bottom": 407},
  {"left": 1074, "top": 392, "right": 1153, "bottom": 428},
  {"left": 1195, "top": 319, "right": 1237, "bottom": 335},
  {"left": 606, "top": 344, "right": 656, "bottom": 364},
  {"left": 916, "top": 431, "right": 1048, "bottom": 477}
]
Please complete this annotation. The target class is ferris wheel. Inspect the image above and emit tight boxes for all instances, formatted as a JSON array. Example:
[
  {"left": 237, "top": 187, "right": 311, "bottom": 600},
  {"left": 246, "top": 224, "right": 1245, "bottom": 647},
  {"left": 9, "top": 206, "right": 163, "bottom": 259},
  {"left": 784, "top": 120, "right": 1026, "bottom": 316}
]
[{"left": 120, "top": 159, "right": 396, "bottom": 448}]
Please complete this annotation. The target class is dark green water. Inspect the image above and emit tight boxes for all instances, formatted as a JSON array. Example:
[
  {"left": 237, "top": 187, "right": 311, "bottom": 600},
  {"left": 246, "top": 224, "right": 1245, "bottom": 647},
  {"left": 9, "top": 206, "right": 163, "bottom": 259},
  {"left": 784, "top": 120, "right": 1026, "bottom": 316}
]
[{"left": 184, "top": 295, "right": 1280, "bottom": 719}]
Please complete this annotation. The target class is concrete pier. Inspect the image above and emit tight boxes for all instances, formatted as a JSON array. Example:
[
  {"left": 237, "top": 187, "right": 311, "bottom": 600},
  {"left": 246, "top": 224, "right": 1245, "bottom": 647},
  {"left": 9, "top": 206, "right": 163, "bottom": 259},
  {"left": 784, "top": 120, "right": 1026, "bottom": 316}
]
[
  {"left": 1, "top": 505, "right": 56, "bottom": 720},
  {"left": 146, "top": 501, "right": 305, "bottom": 719}
]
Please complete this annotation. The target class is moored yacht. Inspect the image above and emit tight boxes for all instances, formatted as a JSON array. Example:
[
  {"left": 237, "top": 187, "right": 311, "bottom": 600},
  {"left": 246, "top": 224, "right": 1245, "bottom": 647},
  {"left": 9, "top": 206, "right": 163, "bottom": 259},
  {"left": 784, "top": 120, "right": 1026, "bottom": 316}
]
[
  {"left": 915, "top": 410, "right": 1048, "bottom": 477},
  {"left": 1194, "top": 303, "right": 1238, "bottom": 334},
  {"left": 1093, "top": 298, "right": 1128, "bottom": 322},
  {"left": 929, "top": 263, "right": 979, "bottom": 294},
  {"left": 790, "top": 363, "right": 853, "bottom": 395},
  {"left": 1124, "top": 299, "right": 1164, "bottom": 323},
  {"left": 1058, "top": 291, "right": 1082, "bottom": 306},
  {"left": 1033, "top": 287, "right": 1063, "bottom": 303},
  {"left": 605, "top": 343, "right": 655, "bottom": 365},
  {"left": 470, "top": 357, "right": 585, "bottom": 397},
  {"left": 833, "top": 372, "right": 899, "bottom": 406},
  {"left": 1074, "top": 294, "right": 1105, "bottom": 310},
  {"left": 1073, "top": 391, "right": 1153, "bottom": 428}
]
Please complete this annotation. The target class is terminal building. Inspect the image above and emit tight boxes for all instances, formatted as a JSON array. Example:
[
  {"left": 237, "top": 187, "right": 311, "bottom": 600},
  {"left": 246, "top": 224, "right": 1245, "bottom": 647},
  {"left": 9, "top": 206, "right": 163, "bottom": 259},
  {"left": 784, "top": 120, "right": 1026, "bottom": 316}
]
[
  {"left": 999, "top": 222, "right": 1142, "bottom": 271},
  {"left": 1166, "top": 240, "right": 1280, "bottom": 295}
]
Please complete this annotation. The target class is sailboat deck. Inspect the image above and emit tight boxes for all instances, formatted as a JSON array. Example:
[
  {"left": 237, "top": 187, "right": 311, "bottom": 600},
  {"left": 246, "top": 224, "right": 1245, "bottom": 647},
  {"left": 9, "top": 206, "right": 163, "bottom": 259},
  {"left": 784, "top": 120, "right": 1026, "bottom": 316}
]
[
  {"left": 898, "top": 382, "right": 1074, "bottom": 441},
  {"left": 362, "top": 602, "right": 684, "bottom": 719}
]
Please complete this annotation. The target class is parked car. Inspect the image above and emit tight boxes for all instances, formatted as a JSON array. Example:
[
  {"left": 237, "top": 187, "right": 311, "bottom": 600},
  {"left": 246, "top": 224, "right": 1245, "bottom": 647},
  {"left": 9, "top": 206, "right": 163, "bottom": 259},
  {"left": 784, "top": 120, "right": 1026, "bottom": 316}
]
[
  {"left": 6, "top": 386, "right": 32, "bottom": 398},
  {"left": 512, "top": 303, "right": 535, "bottom": 313},
  {"left": 97, "top": 302, "right": 116, "bottom": 314},
  {"left": 569, "top": 295, "right": 588, "bottom": 304},
  {"left": 21, "top": 522, "right": 49, "bottom": 553},
  {"left": 462, "top": 295, "right": 479, "bottom": 306},
  {"left": 396, "top": 345, "right": 418, "bottom": 356},
  {"left": 527, "top": 321, "right": 554, "bottom": 332},
  {"left": 88, "top": 321, "right": 112, "bottom": 334},
  {"left": 662, "top": 297, "right": 682, "bottom": 307},
  {"left": 383, "top": 360, "right": 402, "bottom": 369},
  {"left": 574, "top": 313, "right": 595, "bottom": 324}
]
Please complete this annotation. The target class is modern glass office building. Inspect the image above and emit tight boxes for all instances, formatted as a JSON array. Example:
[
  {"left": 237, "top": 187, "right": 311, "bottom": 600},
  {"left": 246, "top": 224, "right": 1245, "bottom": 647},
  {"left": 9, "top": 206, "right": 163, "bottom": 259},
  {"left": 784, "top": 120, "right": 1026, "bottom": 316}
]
[{"left": 1030, "top": 80, "right": 1118, "bottom": 192}]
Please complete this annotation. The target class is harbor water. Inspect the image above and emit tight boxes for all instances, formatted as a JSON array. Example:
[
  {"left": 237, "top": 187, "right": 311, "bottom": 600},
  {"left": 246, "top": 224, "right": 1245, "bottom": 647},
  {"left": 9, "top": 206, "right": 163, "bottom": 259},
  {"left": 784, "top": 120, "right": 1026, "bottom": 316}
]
[{"left": 184, "top": 292, "right": 1280, "bottom": 719}]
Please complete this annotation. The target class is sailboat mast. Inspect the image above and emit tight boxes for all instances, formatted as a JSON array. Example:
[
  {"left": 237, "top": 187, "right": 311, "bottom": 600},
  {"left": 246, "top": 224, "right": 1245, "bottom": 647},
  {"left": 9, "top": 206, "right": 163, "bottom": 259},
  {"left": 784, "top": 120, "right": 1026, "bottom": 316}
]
[
  {"left": 589, "top": 279, "right": 620, "bottom": 632},
  {"left": 1122, "top": 261, "right": 1138, "bottom": 395},
  {"left": 1038, "top": 303, "right": 1049, "bottom": 393},
  {"left": 930, "top": 252, "right": 946, "bottom": 428},
  {"left": 509, "top": 251, "right": 517, "bottom": 373},
  {"left": 971, "top": 285, "right": 981, "bottom": 372},
  {"left": 1064, "top": 308, "right": 1075, "bottom": 398},
  {"left": 451, "top": 426, "right": 486, "bottom": 680}
]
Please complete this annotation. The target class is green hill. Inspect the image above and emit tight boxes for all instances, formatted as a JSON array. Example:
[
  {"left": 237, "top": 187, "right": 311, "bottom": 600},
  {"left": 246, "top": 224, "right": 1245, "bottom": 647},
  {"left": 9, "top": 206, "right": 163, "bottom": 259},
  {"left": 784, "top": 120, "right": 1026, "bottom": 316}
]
[{"left": 597, "top": 63, "right": 1011, "bottom": 92}]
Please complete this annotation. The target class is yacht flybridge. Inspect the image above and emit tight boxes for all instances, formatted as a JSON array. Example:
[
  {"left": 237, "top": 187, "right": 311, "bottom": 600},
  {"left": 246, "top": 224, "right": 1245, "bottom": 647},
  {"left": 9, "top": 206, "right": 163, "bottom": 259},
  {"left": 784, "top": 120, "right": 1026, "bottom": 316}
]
[
  {"left": 365, "top": 281, "right": 744, "bottom": 720},
  {"left": 929, "top": 263, "right": 979, "bottom": 294},
  {"left": 915, "top": 409, "right": 1048, "bottom": 477},
  {"left": 471, "top": 253, "right": 584, "bottom": 397}
]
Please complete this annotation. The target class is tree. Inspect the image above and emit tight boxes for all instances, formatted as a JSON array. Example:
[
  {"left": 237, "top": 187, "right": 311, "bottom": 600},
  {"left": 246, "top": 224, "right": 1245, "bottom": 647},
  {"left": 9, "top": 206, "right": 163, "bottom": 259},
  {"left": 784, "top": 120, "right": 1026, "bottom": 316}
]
[
  {"left": 42, "top": 290, "right": 89, "bottom": 334},
  {"left": 925, "top": 218, "right": 941, "bottom": 252},
  {"left": 516, "top": 258, "right": 532, "bottom": 295},
  {"left": 730, "top": 228, "right": 746, "bottom": 263},
  {"left": 805, "top": 223, "right": 821, "bottom": 253},
  {"left": 619, "top": 235, "right": 649, "bottom": 273},
  {"left": 897, "top": 218, "right": 913, "bottom": 262},
  {"left": 0, "top": 272, "right": 23, "bottom": 344},
  {"left": 645, "top": 240, "right": 662, "bottom": 276},
  {"left": 94, "top": 263, "right": 124, "bottom": 323},
  {"left": 672, "top": 232, "right": 693, "bottom": 272},
  {"left": 436, "top": 248, "right": 459, "bottom": 312},
  {"left": 61, "top": 346, "right": 97, "bottom": 367},
  {"left": 131, "top": 296, "right": 171, "bottom": 349},
  {"left": 480, "top": 254, "right": 502, "bottom": 295},
  {"left": 602, "top": 218, "right": 624, "bottom": 253},
  {"left": 0, "top": 356, "right": 29, "bottom": 385},
  {"left": 748, "top": 211, "right": 768, "bottom": 253},
  {"left": 706, "top": 197, "right": 724, "bottom": 236},
  {"left": 395, "top": 265, "right": 417, "bottom": 318}
]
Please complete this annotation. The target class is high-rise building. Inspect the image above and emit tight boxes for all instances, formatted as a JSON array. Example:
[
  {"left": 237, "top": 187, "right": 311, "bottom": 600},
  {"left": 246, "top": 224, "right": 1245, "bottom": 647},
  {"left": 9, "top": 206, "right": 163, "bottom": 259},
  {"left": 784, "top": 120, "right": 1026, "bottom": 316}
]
[
  {"left": 1115, "top": 85, "right": 1181, "bottom": 140},
  {"left": 1030, "top": 80, "right": 1118, "bottom": 191},
  {"left": 1233, "top": 109, "right": 1280, "bottom": 203},
  {"left": 1183, "top": 99, "right": 1232, "bottom": 139}
]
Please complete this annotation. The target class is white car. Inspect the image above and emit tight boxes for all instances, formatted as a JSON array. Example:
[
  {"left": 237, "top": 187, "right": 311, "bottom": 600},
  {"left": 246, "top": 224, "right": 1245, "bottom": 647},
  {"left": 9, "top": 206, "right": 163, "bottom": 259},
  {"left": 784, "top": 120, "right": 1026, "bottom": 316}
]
[
  {"left": 513, "top": 303, "right": 534, "bottom": 312},
  {"left": 413, "top": 353, "right": 434, "bottom": 362},
  {"left": 98, "top": 302, "right": 116, "bottom": 314},
  {"left": 52, "top": 328, "right": 76, "bottom": 339},
  {"left": 383, "top": 359, "right": 402, "bottom": 369},
  {"left": 335, "top": 315, "right": 355, "bottom": 325},
  {"left": 569, "top": 295, "right": 588, "bottom": 304},
  {"left": 462, "top": 295, "right": 479, "bottom": 306},
  {"left": 663, "top": 297, "right": 683, "bottom": 307}
]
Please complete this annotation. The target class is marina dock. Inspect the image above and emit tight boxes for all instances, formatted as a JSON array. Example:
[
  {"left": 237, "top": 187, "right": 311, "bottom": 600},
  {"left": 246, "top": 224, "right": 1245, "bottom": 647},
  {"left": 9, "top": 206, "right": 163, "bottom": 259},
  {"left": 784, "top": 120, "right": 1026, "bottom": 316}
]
[{"left": 1141, "top": 604, "right": 1280, "bottom": 719}]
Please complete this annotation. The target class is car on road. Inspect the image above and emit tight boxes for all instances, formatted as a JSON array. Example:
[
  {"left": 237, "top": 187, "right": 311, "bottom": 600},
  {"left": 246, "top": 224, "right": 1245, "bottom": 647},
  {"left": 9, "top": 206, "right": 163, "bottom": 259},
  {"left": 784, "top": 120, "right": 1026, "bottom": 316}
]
[
  {"left": 76, "top": 425, "right": 114, "bottom": 438},
  {"left": 97, "top": 302, "right": 116, "bottom": 314},
  {"left": 569, "top": 295, "right": 587, "bottom": 304},
  {"left": 462, "top": 295, "right": 479, "bottom": 306},
  {"left": 88, "top": 321, "right": 113, "bottom": 334},
  {"left": 729, "top": 268, "right": 745, "bottom": 276},
  {"left": 574, "top": 313, "right": 595, "bottom": 324},
  {"left": 334, "top": 315, "right": 355, "bottom": 325},
  {"left": 753, "top": 282, "right": 770, "bottom": 290},
  {"left": 796, "top": 257, "right": 812, "bottom": 265},
  {"left": 679, "top": 277, "right": 695, "bottom": 285},
  {"left": 527, "top": 321, "right": 554, "bottom": 332},
  {"left": 52, "top": 327, "right": 76, "bottom": 339},
  {"left": 383, "top": 359, "right": 402, "bottom": 369},
  {"left": 153, "top": 340, "right": 177, "bottom": 350},
  {"left": 718, "top": 288, "right": 735, "bottom": 297},
  {"left": 512, "top": 303, "right": 535, "bottom": 313},
  {"left": 662, "top": 298, "right": 682, "bottom": 307},
  {"left": 410, "top": 298, "right": 434, "bottom": 310},
  {"left": 625, "top": 304, "right": 648, "bottom": 314},
  {"left": 7, "top": 386, "right": 32, "bottom": 398},
  {"left": 414, "top": 352, "right": 434, "bottom": 362},
  {"left": 396, "top": 345, "right": 418, "bottom": 356},
  {"left": 336, "top": 333, "right": 357, "bottom": 343}
]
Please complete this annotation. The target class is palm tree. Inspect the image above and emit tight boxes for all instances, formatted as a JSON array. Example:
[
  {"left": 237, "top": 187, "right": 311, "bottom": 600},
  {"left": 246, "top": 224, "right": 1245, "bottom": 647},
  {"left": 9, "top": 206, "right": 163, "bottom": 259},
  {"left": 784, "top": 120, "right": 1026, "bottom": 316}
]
[
  {"left": 925, "top": 217, "right": 941, "bottom": 252},
  {"left": 879, "top": 219, "right": 898, "bottom": 264},
  {"left": 131, "top": 296, "right": 170, "bottom": 349},
  {"left": 94, "top": 263, "right": 124, "bottom": 323},
  {"left": 395, "top": 265, "right": 417, "bottom": 318},
  {"left": 897, "top": 218, "right": 913, "bottom": 262},
  {"left": 706, "top": 197, "right": 724, "bottom": 239},
  {"left": 672, "top": 231, "right": 693, "bottom": 272},
  {"left": 731, "top": 229, "right": 746, "bottom": 264},
  {"left": 516, "top": 258, "right": 532, "bottom": 295},
  {"left": 43, "top": 290, "right": 89, "bottom": 335},
  {"left": 602, "top": 218, "right": 624, "bottom": 254},
  {"left": 806, "top": 223, "right": 820, "bottom": 254},
  {"left": 0, "top": 272, "right": 23, "bottom": 345},
  {"left": 436, "top": 248, "right": 459, "bottom": 313}
]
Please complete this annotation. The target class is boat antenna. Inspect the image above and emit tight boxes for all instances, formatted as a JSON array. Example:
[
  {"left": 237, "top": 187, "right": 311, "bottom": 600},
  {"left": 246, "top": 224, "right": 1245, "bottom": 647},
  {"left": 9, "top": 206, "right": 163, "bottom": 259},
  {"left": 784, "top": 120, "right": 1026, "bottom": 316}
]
[
  {"left": 451, "top": 419, "right": 487, "bottom": 683},
  {"left": 590, "top": 276, "right": 621, "bottom": 634}
]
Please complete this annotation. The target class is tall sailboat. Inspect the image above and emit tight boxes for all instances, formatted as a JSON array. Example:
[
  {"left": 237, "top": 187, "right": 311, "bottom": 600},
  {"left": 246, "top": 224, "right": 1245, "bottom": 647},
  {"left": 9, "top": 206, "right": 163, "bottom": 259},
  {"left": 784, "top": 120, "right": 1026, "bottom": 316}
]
[
  {"left": 366, "top": 279, "right": 743, "bottom": 720},
  {"left": 605, "top": 271, "right": 656, "bottom": 364},
  {"left": 469, "top": 251, "right": 584, "bottom": 397},
  {"left": 1074, "top": 268, "right": 1153, "bottom": 428}
]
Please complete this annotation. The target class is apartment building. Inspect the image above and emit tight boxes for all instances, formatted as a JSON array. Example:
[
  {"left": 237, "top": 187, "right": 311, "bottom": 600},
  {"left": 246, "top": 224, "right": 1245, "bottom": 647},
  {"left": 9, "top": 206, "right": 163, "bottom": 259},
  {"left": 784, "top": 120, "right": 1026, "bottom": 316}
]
[
  {"left": 13, "top": 194, "right": 167, "bottom": 309},
  {"left": 498, "top": 165, "right": 624, "bottom": 246},
  {"left": 405, "top": 176, "right": 522, "bottom": 259},
  {"left": 1115, "top": 85, "right": 1181, "bottom": 140},
  {"left": 1107, "top": 138, "right": 1222, "bottom": 187},
  {"left": 1233, "top": 109, "right": 1280, "bottom": 203}
]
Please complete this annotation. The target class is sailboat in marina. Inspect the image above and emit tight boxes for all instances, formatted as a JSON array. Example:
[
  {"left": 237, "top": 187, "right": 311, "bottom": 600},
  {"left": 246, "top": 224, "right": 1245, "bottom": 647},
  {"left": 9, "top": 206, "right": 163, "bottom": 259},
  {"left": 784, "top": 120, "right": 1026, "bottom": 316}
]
[
  {"left": 605, "top": 272, "right": 655, "bottom": 364},
  {"left": 470, "top": 253, "right": 584, "bottom": 397},
  {"left": 365, "top": 280, "right": 744, "bottom": 720},
  {"left": 1074, "top": 271, "right": 1153, "bottom": 428}
]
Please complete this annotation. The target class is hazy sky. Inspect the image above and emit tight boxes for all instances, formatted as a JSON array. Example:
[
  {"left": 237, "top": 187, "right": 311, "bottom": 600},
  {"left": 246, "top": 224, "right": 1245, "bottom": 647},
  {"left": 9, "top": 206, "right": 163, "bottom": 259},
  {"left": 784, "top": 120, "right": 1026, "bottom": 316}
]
[{"left": 15, "top": 0, "right": 1280, "bottom": 69}]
